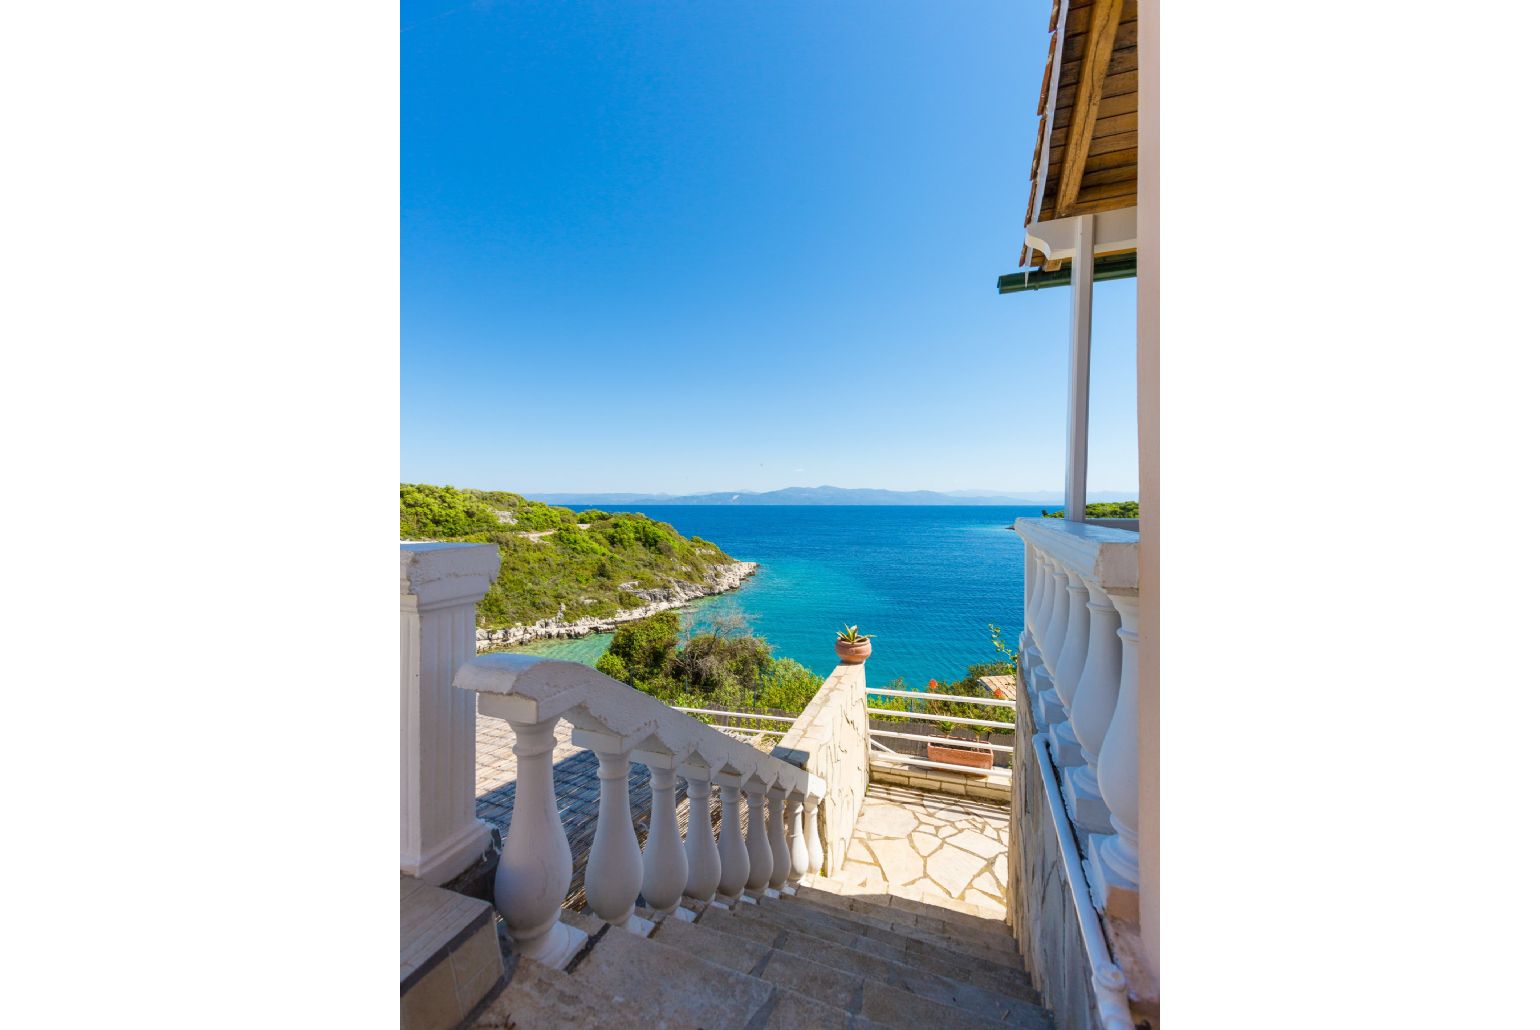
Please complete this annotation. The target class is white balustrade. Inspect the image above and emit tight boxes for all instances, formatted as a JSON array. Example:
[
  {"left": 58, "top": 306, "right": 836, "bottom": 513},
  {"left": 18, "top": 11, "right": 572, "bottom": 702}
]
[
  {"left": 400, "top": 542, "right": 500, "bottom": 885},
  {"left": 455, "top": 654, "right": 826, "bottom": 966},
  {"left": 1014, "top": 517, "right": 1140, "bottom": 920},
  {"left": 786, "top": 792, "right": 809, "bottom": 889},
  {"left": 803, "top": 794, "right": 824, "bottom": 878},
  {"left": 1066, "top": 582, "right": 1122, "bottom": 832},
  {"left": 682, "top": 764, "right": 721, "bottom": 904},
  {"left": 716, "top": 774, "right": 750, "bottom": 900},
  {"left": 1089, "top": 593, "right": 1142, "bottom": 920},
  {"left": 743, "top": 778, "right": 772, "bottom": 894}
]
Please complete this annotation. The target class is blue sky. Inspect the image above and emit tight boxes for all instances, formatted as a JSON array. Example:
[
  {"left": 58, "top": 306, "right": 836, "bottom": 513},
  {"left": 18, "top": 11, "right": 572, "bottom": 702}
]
[{"left": 402, "top": 0, "right": 1137, "bottom": 496}]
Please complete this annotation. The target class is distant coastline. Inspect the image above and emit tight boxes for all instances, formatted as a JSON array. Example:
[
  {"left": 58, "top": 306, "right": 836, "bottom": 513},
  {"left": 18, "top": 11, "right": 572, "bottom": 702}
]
[
  {"left": 526, "top": 485, "right": 1136, "bottom": 507},
  {"left": 476, "top": 560, "right": 756, "bottom": 652}
]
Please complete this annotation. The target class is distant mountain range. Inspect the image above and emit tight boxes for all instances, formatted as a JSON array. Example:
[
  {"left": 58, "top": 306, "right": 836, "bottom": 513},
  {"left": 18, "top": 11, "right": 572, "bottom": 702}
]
[{"left": 526, "top": 486, "right": 1137, "bottom": 507}]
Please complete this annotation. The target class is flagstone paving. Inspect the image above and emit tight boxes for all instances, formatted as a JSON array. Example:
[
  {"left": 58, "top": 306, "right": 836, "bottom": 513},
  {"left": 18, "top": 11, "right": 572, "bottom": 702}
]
[{"left": 828, "top": 781, "right": 1011, "bottom": 918}]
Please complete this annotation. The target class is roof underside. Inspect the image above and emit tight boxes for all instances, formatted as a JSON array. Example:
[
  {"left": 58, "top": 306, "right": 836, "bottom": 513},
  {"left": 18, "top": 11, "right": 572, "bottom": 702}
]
[{"left": 1021, "top": 0, "right": 1139, "bottom": 269}]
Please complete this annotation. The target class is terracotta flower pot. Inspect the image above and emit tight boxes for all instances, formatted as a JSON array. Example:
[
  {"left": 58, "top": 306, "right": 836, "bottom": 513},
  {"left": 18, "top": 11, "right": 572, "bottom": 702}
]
[
  {"left": 835, "top": 638, "right": 871, "bottom": 664},
  {"left": 926, "top": 742, "right": 994, "bottom": 775}
]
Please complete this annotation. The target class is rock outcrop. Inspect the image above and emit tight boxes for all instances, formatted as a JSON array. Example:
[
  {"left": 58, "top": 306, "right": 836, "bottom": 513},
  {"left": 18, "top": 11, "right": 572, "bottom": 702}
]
[{"left": 475, "top": 561, "right": 757, "bottom": 651}]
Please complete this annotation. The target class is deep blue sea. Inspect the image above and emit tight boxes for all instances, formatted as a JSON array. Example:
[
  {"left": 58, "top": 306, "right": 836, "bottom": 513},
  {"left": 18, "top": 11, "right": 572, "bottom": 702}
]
[{"left": 515, "top": 505, "right": 1059, "bottom": 690}]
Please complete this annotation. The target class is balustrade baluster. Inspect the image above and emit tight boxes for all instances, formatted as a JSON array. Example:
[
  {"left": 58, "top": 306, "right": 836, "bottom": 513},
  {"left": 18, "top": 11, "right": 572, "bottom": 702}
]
[
  {"left": 787, "top": 792, "right": 811, "bottom": 886},
  {"left": 682, "top": 764, "right": 721, "bottom": 904},
  {"left": 638, "top": 754, "right": 689, "bottom": 916},
  {"left": 1066, "top": 583, "right": 1121, "bottom": 831},
  {"left": 487, "top": 715, "right": 586, "bottom": 968},
  {"left": 766, "top": 787, "right": 791, "bottom": 891},
  {"left": 1032, "top": 559, "right": 1072, "bottom": 726},
  {"left": 715, "top": 773, "right": 750, "bottom": 901},
  {"left": 1088, "top": 593, "right": 1141, "bottom": 921},
  {"left": 743, "top": 778, "right": 772, "bottom": 894},
  {"left": 583, "top": 748, "right": 646, "bottom": 930},
  {"left": 1049, "top": 570, "right": 1092, "bottom": 765}
]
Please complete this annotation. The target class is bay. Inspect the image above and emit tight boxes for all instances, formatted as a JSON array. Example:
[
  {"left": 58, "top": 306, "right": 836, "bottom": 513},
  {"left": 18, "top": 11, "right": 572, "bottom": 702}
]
[{"left": 512, "top": 505, "right": 1062, "bottom": 690}]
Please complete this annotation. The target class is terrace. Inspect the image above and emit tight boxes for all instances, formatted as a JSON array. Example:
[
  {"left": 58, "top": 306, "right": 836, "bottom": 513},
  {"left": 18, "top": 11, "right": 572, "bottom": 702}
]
[{"left": 400, "top": 2, "right": 1157, "bottom": 1027}]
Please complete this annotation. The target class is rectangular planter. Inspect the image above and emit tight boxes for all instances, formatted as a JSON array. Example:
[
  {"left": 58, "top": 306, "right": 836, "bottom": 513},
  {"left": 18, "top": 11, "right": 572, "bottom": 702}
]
[{"left": 926, "top": 742, "right": 994, "bottom": 775}]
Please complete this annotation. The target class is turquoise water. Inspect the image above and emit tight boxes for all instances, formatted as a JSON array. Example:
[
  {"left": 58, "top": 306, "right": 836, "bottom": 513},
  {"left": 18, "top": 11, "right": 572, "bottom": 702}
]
[{"left": 514, "top": 505, "right": 1055, "bottom": 689}]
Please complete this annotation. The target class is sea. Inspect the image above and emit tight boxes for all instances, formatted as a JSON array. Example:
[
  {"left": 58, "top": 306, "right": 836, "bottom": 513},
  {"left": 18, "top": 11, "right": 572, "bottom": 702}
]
[{"left": 512, "top": 505, "right": 1062, "bottom": 690}]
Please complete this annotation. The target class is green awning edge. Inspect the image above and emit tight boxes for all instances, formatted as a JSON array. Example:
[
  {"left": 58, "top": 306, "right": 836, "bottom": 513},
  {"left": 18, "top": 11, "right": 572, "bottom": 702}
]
[{"left": 997, "top": 252, "right": 1138, "bottom": 294}]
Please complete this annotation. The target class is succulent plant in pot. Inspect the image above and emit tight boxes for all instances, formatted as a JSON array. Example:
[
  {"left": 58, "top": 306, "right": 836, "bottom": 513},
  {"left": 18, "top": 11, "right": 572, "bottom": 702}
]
[{"left": 835, "top": 624, "right": 873, "bottom": 665}]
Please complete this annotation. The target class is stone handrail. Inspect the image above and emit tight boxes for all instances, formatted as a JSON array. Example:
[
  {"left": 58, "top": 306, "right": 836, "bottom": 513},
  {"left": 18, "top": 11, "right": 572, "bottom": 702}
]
[
  {"left": 1014, "top": 516, "right": 1142, "bottom": 922},
  {"left": 455, "top": 653, "right": 828, "bottom": 968},
  {"left": 772, "top": 662, "right": 870, "bottom": 878}
]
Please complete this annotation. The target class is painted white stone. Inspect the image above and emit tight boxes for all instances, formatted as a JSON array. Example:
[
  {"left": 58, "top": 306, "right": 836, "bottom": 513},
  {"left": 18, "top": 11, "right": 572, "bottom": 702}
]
[
  {"left": 912, "top": 831, "right": 942, "bottom": 857},
  {"left": 949, "top": 828, "right": 1003, "bottom": 859},
  {"left": 859, "top": 801, "right": 919, "bottom": 838},
  {"left": 926, "top": 844, "right": 987, "bottom": 898},
  {"left": 867, "top": 836, "right": 927, "bottom": 885},
  {"left": 583, "top": 749, "right": 644, "bottom": 927},
  {"left": 682, "top": 768, "right": 721, "bottom": 903},
  {"left": 400, "top": 543, "right": 500, "bottom": 885}
]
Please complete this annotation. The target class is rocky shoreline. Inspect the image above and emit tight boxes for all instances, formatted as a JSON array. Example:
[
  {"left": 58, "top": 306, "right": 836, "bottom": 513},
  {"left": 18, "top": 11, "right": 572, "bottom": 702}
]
[{"left": 475, "top": 561, "right": 758, "bottom": 652}]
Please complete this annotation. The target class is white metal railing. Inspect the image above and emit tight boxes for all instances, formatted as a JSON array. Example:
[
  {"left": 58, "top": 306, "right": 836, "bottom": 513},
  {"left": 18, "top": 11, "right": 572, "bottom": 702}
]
[
  {"left": 455, "top": 654, "right": 827, "bottom": 969},
  {"left": 1016, "top": 515, "right": 1141, "bottom": 917},
  {"left": 864, "top": 686, "right": 1015, "bottom": 779}
]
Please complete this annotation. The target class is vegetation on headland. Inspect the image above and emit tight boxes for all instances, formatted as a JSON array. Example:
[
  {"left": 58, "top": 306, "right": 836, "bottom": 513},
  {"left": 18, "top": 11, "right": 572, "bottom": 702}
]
[
  {"left": 1041, "top": 501, "right": 1139, "bottom": 519},
  {"left": 400, "top": 484, "right": 738, "bottom": 628},
  {"left": 867, "top": 660, "right": 1016, "bottom": 733},
  {"left": 595, "top": 610, "right": 825, "bottom": 726}
]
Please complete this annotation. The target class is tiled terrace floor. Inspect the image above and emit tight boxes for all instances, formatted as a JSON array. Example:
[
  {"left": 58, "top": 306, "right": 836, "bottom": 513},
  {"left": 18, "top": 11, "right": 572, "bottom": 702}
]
[{"left": 827, "top": 781, "right": 1010, "bottom": 918}]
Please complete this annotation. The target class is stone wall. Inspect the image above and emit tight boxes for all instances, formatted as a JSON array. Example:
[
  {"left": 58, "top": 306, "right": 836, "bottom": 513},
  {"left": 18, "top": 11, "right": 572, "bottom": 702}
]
[{"left": 773, "top": 662, "right": 870, "bottom": 876}]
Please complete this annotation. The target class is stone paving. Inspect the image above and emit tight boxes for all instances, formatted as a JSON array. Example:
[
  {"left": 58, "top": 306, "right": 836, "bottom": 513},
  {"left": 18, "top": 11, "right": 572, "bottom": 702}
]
[{"left": 828, "top": 781, "right": 1011, "bottom": 918}]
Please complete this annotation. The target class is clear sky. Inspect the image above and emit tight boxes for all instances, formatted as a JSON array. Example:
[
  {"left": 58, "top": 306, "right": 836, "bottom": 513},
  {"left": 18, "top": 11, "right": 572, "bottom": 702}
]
[{"left": 402, "top": 0, "right": 1137, "bottom": 496}]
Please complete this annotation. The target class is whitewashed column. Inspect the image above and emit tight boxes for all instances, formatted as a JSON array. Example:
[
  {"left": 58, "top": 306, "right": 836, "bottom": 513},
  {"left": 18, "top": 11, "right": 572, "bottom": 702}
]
[
  {"left": 486, "top": 714, "right": 586, "bottom": 968},
  {"left": 803, "top": 793, "right": 824, "bottom": 879},
  {"left": 582, "top": 748, "right": 646, "bottom": 931},
  {"left": 639, "top": 755, "right": 688, "bottom": 915},
  {"left": 743, "top": 778, "right": 772, "bottom": 894},
  {"left": 1049, "top": 569, "right": 1093, "bottom": 765},
  {"left": 766, "top": 787, "right": 791, "bottom": 891},
  {"left": 715, "top": 773, "right": 750, "bottom": 900},
  {"left": 1089, "top": 592, "right": 1141, "bottom": 921},
  {"left": 682, "top": 765, "right": 721, "bottom": 904},
  {"left": 786, "top": 792, "right": 809, "bottom": 889},
  {"left": 1066, "top": 582, "right": 1121, "bottom": 832},
  {"left": 400, "top": 542, "right": 500, "bottom": 885}
]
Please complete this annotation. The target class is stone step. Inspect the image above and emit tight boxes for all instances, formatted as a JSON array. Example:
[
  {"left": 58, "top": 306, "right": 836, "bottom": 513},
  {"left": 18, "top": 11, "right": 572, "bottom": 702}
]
[
  {"left": 705, "top": 891, "right": 1035, "bottom": 1005},
  {"left": 661, "top": 911, "right": 1049, "bottom": 1026},
  {"left": 791, "top": 880, "right": 1019, "bottom": 953},
  {"left": 767, "top": 889, "right": 1022, "bottom": 969},
  {"left": 566, "top": 920, "right": 865, "bottom": 1029},
  {"left": 470, "top": 953, "right": 616, "bottom": 1028},
  {"left": 400, "top": 875, "right": 504, "bottom": 1030}
]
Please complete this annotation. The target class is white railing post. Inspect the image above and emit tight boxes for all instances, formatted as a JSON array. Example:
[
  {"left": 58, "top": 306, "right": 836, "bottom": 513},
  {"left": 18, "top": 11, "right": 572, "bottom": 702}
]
[
  {"left": 1023, "top": 545, "right": 1047, "bottom": 675},
  {"left": 803, "top": 793, "right": 825, "bottom": 877},
  {"left": 766, "top": 786, "right": 791, "bottom": 891},
  {"left": 638, "top": 753, "right": 689, "bottom": 916},
  {"left": 1089, "top": 592, "right": 1141, "bottom": 921},
  {"left": 786, "top": 791, "right": 809, "bottom": 889},
  {"left": 488, "top": 714, "right": 586, "bottom": 968},
  {"left": 582, "top": 747, "right": 646, "bottom": 930},
  {"left": 1034, "top": 558, "right": 1072, "bottom": 726},
  {"left": 1066, "top": 582, "right": 1122, "bottom": 832},
  {"left": 400, "top": 542, "right": 500, "bottom": 885},
  {"left": 715, "top": 773, "right": 750, "bottom": 900},
  {"left": 1049, "top": 569, "right": 1093, "bottom": 765},
  {"left": 682, "top": 764, "right": 721, "bottom": 904},
  {"left": 743, "top": 777, "right": 772, "bottom": 894}
]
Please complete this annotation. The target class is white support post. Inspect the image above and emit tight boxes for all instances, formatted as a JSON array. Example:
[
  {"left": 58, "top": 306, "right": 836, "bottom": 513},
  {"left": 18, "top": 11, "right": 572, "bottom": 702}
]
[
  {"left": 715, "top": 773, "right": 750, "bottom": 901},
  {"left": 682, "top": 764, "right": 721, "bottom": 905},
  {"left": 638, "top": 754, "right": 689, "bottom": 916},
  {"left": 400, "top": 542, "right": 500, "bottom": 885},
  {"left": 1050, "top": 570, "right": 1093, "bottom": 766},
  {"left": 1065, "top": 213, "right": 1094, "bottom": 523},
  {"left": 801, "top": 792, "right": 823, "bottom": 879},
  {"left": 1066, "top": 582, "right": 1122, "bottom": 833}
]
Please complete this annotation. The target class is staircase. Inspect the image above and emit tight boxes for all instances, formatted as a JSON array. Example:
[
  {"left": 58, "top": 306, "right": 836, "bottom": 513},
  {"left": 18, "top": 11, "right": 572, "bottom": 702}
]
[{"left": 472, "top": 876, "right": 1052, "bottom": 1028}]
